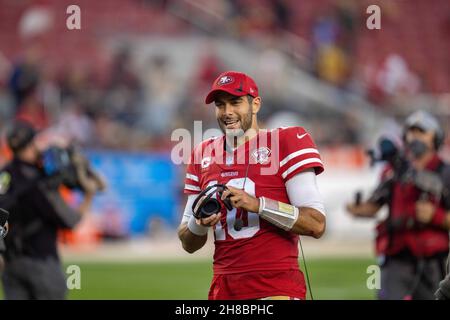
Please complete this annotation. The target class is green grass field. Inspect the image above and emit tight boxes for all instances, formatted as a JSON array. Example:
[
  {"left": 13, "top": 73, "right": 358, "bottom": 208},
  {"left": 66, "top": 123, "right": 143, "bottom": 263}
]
[{"left": 0, "top": 257, "right": 377, "bottom": 300}]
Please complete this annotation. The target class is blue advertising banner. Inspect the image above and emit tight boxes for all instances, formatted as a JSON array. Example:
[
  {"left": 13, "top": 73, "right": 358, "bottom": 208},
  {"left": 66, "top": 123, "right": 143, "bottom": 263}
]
[{"left": 87, "top": 150, "right": 180, "bottom": 236}]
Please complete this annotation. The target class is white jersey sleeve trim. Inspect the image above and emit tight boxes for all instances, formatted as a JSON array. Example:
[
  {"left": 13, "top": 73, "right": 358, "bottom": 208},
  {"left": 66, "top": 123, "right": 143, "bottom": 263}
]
[
  {"left": 280, "top": 148, "right": 319, "bottom": 167},
  {"left": 281, "top": 158, "right": 323, "bottom": 179},
  {"left": 184, "top": 184, "right": 201, "bottom": 192},
  {"left": 186, "top": 173, "right": 199, "bottom": 182}
]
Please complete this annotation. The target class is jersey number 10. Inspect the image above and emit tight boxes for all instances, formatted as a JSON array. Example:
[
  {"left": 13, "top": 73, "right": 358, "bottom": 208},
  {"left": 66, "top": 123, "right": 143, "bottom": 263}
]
[{"left": 208, "top": 178, "right": 260, "bottom": 240}]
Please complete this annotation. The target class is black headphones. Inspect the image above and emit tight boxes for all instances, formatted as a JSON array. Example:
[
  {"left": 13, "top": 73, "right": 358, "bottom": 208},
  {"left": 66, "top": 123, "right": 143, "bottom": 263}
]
[
  {"left": 192, "top": 184, "right": 233, "bottom": 219},
  {"left": 433, "top": 128, "right": 445, "bottom": 150}
]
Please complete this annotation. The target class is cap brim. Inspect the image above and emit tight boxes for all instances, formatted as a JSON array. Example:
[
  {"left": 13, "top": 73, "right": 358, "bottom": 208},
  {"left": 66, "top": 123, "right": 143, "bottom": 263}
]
[{"left": 205, "top": 88, "right": 248, "bottom": 104}]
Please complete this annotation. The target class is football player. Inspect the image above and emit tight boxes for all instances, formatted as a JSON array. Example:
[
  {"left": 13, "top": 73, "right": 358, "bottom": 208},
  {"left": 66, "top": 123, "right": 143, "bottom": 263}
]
[{"left": 177, "top": 71, "right": 326, "bottom": 300}]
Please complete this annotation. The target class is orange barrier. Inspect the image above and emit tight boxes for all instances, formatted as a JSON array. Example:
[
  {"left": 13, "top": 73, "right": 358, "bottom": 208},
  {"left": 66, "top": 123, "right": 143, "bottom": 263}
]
[
  {"left": 320, "top": 146, "right": 368, "bottom": 170},
  {"left": 58, "top": 186, "right": 101, "bottom": 250}
]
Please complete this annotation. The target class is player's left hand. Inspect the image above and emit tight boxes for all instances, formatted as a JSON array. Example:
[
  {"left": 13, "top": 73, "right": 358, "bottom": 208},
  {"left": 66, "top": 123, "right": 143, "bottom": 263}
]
[
  {"left": 415, "top": 200, "right": 435, "bottom": 224},
  {"left": 221, "top": 186, "right": 260, "bottom": 213}
]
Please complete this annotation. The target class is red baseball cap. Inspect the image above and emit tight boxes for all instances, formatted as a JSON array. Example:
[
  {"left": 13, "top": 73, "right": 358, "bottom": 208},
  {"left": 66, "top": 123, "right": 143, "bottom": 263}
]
[{"left": 205, "top": 71, "right": 259, "bottom": 104}]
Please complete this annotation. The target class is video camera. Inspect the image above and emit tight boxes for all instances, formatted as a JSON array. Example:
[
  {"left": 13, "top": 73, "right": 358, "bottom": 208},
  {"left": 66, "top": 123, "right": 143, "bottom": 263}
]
[
  {"left": 360, "top": 137, "right": 446, "bottom": 205},
  {"left": 366, "top": 137, "right": 407, "bottom": 173},
  {"left": 41, "top": 145, "right": 105, "bottom": 193}
]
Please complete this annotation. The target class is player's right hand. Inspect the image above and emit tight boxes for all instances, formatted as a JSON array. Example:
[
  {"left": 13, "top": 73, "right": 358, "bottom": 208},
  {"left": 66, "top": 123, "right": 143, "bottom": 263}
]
[
  {"left": 193, "top": 195, "right": 222, "bottom": 227},
  {"left": 197, "top": 213, "right": 222, "bottom": 228}
]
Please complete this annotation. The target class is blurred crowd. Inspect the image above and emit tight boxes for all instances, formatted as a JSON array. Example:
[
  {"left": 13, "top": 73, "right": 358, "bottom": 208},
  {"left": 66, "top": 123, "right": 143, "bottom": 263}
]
[
  {"left": 202, "top": 0, "right": 449, "bottom": 99},
  {"left": 0, "top": 42, "right": 225, "bottom": 152},
  {"left": 0, "top": 0, "right": 449, "bottom": 153}
]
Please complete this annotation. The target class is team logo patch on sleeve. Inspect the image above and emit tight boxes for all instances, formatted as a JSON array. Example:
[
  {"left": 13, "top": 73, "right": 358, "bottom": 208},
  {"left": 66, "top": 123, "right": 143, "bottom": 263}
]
[
  {"left": 252, "top": 147, "right": 271, "bottom": 164},
  {"left": 201, "top": 157, "right": 211, "bottom": 169},
  {"left": 0, "top": 172, "right": 11, "bottom": 194}
]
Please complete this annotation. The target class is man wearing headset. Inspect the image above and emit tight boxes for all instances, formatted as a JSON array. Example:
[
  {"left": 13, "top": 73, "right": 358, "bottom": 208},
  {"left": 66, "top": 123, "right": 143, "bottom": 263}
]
[
  {"left": 347, "top": 110, "right": 450, "bottom": 300},
  {"left": 0, "top": 121, "right": 99, "bottom": 299},
  {"left": 177, "top": 71, "right": 326, "bottom": 300}
]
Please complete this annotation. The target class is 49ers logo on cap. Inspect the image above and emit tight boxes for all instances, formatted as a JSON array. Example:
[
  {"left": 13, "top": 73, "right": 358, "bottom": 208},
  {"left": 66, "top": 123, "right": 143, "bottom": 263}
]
[{"left": 217, "top": 75, "right": 234, "bottom": 86}]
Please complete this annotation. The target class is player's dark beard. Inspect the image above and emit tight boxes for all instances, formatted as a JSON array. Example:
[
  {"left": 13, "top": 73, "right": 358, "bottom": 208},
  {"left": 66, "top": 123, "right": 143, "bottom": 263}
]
[{"left": 218, "top": 106, "right": 253, "bottom": 138}]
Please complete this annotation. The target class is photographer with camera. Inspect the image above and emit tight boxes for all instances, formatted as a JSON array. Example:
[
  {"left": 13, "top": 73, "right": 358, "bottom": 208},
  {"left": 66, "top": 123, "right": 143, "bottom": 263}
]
[
  {"left": 347, "top": 110, "right": 450, "bottom": 300},
  {"left": 0, "top": 120, "right": 104, "bottom": 300}
]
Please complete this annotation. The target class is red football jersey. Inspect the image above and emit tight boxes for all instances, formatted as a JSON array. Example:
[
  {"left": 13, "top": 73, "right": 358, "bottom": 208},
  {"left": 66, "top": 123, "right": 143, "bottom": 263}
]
[{"left": 184, "top": 127, "right": 324, "bottom": 299}]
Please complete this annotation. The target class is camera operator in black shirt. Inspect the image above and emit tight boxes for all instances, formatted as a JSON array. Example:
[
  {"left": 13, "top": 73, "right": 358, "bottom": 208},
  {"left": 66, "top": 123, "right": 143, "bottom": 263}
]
[{"left": 0, "top": 120, "right": 104, "bottom": 300}]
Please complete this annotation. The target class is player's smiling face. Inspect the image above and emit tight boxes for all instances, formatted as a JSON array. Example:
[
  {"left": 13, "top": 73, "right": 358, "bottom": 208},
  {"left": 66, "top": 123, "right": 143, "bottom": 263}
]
[{"left": 214, "top": 92, "right": 254, "bottom": 136}]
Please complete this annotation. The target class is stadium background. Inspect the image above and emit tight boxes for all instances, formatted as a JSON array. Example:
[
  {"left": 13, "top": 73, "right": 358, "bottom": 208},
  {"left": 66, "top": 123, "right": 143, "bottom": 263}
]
[{"left": 0, "top": 0, "right": 449, "bottom": 299}]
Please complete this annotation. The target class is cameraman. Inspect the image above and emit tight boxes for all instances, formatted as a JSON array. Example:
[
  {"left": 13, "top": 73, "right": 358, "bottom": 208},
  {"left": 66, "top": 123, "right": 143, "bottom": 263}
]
[
  {"left": 347, "top": 110, "right": 450, "bottom": 300},
  {"left": 0, "top": 121, "right": 99, "bottom": 300}
]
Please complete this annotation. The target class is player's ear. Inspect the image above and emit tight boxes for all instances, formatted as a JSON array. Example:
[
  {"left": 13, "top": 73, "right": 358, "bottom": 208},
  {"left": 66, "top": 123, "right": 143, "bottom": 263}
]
[{"left": 251, "top": 96, "right": 261, "bottom": 115}]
